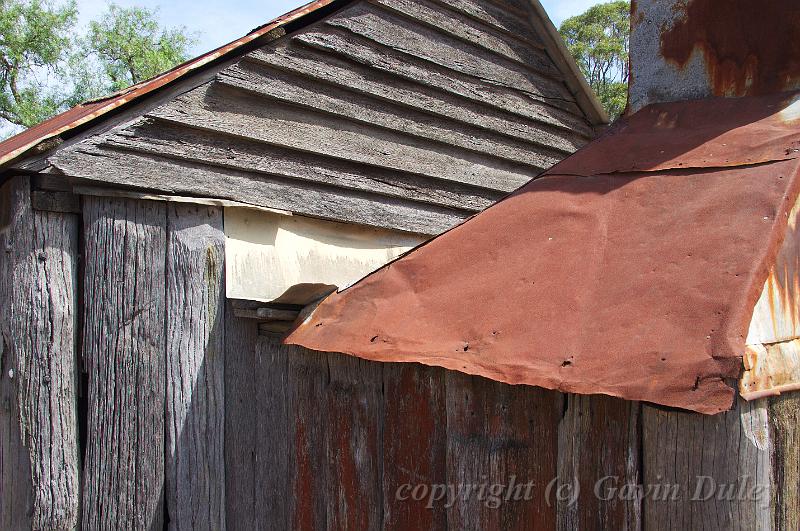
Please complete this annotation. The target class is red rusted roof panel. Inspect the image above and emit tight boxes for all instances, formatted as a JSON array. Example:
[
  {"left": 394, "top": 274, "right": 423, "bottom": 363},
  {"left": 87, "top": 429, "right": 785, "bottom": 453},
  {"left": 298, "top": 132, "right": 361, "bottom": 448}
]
[
  {"left": 286, "top": 92, "right": 800, "bottom": 414},
  {"left": 553, "top": 92, "right": 800, "bottom": 176},
  {"left": 0, "top": 0, "right": 339, "bottom": 167}
]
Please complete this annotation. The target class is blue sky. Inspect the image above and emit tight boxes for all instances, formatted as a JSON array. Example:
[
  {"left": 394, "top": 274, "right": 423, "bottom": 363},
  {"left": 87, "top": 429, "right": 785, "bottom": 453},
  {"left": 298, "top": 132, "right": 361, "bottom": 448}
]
[{"left": 75, "top": 0, "right": 600, "bottom": 56}]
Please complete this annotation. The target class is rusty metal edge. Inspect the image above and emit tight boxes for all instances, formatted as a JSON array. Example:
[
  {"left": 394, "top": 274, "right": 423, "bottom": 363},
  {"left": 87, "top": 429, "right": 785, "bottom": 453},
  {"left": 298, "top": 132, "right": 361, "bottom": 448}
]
[{"left": 0, "top": 0, "right": 343, "bottom": 168}]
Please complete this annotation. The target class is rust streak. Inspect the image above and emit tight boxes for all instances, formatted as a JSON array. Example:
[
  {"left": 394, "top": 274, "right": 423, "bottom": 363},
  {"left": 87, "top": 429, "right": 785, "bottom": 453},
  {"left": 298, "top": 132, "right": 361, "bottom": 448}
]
[{"left": 660, "top": 0, "right": 800, "bottom": 97}]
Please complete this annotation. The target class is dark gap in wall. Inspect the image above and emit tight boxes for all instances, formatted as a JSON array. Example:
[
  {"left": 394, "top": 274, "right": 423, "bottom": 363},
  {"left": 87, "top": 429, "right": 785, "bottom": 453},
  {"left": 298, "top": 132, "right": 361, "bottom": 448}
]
[
  {"left": 636, "top": 404, "right": 645, "bottom": 525},
  {"left": 75, "top": 198, "right": 88, "bottom": 525},
  {"left": 163, "top": 205, "right": 171, "bottom": 531}
]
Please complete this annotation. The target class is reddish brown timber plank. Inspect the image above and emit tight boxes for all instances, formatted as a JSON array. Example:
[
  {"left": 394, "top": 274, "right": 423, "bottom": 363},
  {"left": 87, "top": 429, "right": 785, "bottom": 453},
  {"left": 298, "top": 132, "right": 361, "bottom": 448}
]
[
  {"left": 642, "top": 399, "right": 771, "bottom": 530},
  {"left": 558, "top": 394, "right": 641, "bottom": 530},
  {"left": 325, "top": 354, "right": 384, "bottom": 530},
  {"left": 382, "top": 363, "right": 447, "bottom": 529},
  {"left": 445, "top": 373, "right": 561, "bottom": 530},
  {"left": 0, "top": 176, "right": 80, "bottom": 529},
  {"left": 166, "top": 204, "right": 225, "bottom": 530},
  {"left": 288, "top": 349, "right": 329, "bottom": 531},
  {"left": 82, "top": 196, "right": 167, "bottom": 530}
]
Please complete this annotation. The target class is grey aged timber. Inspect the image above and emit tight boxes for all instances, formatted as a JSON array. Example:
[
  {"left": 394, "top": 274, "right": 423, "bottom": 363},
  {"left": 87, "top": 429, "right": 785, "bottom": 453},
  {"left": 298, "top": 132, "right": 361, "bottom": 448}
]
[{"left": 27, "top": 0, "right": 596, "bottom": 236}]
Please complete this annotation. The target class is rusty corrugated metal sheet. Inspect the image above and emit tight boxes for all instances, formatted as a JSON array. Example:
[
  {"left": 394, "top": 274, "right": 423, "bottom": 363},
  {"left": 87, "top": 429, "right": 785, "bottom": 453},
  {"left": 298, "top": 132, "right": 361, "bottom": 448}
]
[
  {"left": 286, "top": 91, "right": 800, "bottom": 414},
  {"left": 0, "top": 0, "right": 341, "bottom": 168},
  {"left": 658, "top": 0, "right": 800, "bottom": 97}
]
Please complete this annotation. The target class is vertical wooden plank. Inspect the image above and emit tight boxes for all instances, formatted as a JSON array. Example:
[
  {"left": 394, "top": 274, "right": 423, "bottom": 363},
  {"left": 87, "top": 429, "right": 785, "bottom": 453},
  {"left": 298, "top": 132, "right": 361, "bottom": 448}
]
[
  {"left": 325, "top": 354, "right": 384, "bottom": 531},
  {"left": 288, "top": 349, "right": 329, "bottom": 531},
  {"left": 445, "top": 373, "right": 561, "bottom": 530},
  {"left": 225, "top": 322, "right": 292, "bottom": 529},
  {"left": 558, "top": 394, "right": 641, "bottom": 530},
  {"left": 252, "top": 336, "right": 291, "bottom": 529},
  {"left": 222, "top": 301, "right": 261, "bottom": 531},
  {"left": 770, "top": 394, "right": 800, "bottom": 529},
  {"left": 82, "top": 197, "right": 167, "bottom": 530},
  {"left": 0, "top": 176, "right": 80, "bottom": 529},
  {"left": 642, "top": 398, "right": 772, "bottom": 531},
  {"left": 382, "top": 363, "right": 447, "bottom": 529},
  {"left": 166, "top": 204, "right": 225, "bottom": 530}
]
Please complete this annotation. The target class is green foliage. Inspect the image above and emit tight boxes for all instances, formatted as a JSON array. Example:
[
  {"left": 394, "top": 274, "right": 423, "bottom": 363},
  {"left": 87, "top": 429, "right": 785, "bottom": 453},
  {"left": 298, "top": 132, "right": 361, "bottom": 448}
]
[
  {"left": 559, "top": 1, "right": 630, "bottom": 119},
  {"left": 86, "top": 4, "right": 195, "bottom": 92},
  {"left": 0, "top": 0, "right": 196, "bottom": 131},
  {"left": 0, "top": 0, "right": 77, "bottom": 127}
]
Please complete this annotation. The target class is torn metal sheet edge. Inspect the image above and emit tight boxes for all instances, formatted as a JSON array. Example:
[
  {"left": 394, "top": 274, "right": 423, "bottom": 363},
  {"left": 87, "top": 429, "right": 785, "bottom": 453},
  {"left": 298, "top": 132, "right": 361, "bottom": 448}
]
[{"left": 285, "top": 93, "right": 800, "bottom": 415}]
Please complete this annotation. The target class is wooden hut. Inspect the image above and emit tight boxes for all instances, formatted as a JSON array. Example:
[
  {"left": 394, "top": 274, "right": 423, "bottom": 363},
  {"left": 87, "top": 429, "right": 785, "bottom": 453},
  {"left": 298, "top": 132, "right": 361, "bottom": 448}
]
[{"left": 0, "top": 0, "right": 609, "bottom": 529}]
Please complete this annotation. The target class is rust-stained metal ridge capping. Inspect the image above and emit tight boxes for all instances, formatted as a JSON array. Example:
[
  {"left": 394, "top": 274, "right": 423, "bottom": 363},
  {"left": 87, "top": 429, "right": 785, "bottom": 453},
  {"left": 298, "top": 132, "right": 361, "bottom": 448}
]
[
  {"left": 286, "top": 91, "right": 800, "bottom": 415},
  {"left": 0, "top": 0, "right": 349, "bottom": 168}
]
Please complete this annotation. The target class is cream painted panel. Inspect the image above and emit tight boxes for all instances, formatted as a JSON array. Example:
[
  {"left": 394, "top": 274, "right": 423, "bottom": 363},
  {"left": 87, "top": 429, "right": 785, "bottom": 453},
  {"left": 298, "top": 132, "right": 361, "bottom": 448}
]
[{"left": 225, "top": 207, "right": 427, "bottom": 304}]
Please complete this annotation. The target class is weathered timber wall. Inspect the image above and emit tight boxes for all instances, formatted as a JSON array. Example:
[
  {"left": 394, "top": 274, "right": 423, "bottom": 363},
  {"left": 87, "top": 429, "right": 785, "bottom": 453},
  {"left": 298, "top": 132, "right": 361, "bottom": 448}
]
[
  {"left": 0, "top": 176, "right": 80, "bottom": 530},
  {"left": 82, "top": 197, "right": 168, "bottom": 529},
  {"left": 165, "top": 204, "right": 226, "bottom": 530},
  {"left": 3, "top": 189, "right": 800, "bottom": 529},
  {"left": 42, "top": 0, "right": 595, "bottom": 236}
]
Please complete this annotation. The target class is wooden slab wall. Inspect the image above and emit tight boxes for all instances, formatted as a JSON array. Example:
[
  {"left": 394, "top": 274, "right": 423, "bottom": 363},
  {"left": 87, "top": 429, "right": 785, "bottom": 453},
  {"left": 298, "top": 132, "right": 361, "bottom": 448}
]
[
  {"left": 5, "top": 190, "right": 800, "bottom": 529},
  {"left": 44, "top": 0, "right": 595, "bottom": 236},
  {"left": 165, "top": 204, "right": 226, "bottom": 531},
  {"left": 642, "top": 399, "right": 773, "bottom": 530},
  {"left": 82, "top": 197, "right": 168, "bottom": 529},
  {"left": 0, "top": 176, "right": 80, "bottom": 529}
]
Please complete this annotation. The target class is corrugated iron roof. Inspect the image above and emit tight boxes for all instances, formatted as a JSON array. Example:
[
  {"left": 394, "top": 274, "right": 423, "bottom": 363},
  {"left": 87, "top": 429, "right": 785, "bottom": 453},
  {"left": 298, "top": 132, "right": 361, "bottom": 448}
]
[
  {"left": 0, "top": 0, "right": 343, "bottom": 168},
  {"left": 286, "top": 91, "right": 800, "bottom": 414}
]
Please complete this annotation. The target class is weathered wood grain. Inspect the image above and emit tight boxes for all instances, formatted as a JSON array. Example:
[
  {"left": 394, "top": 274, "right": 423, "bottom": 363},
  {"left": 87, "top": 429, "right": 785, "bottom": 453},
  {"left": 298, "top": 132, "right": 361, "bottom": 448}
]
[
  {"left": 445, "top": 373, "right": 562, "bottom": 530},
  {"left": 288, "top": 349, "right": 330, "bottom": 531},
  {"left": 0, "top": 176, "right": 80, "bottom": 530},
  {"left": 48, "top": 146, "right": 469, "bottom": 236},
  {"left": 642, "top": 399, "right": 772, "bottom": 530},
  {"left": 82, "top": 197, "right": 167, "bottom": 530},
  {"left": 103, "top": 118, "right": 503, "bottom": 212},
  {"left": 382, "top": 363, "right": 448, "bottom": 529},
  {"left": 325, "top": 354, "right": 384, "bottom": 530},
  {"left": 166, "top": 204, "right": 225, "bottom": 530},
  {"left": 431, "top": 0, "right": 540, "bottom": 44},
  {"left": 369, "top": 0, "right": 555, "bottom": 75},
  {"left": 30, "top": 190, "right": 81, "bottom": 214},
  {"left": 325, "top": 3, "right": 575, "bottom": 107},
  {"left": 152, "top": 84, "right": 538, "bottom": 192},
  {"left": 222, "top": 301, "right": 261, "bottom": 531},
  {"left": 221, "top": 63, "right": 566, "bottom": 168},
  {"left": 558, "top": 394, "right": 641, "bottom": 531},
  {"left": 249, "top": 42, "right": 592, "bottom": 142},
  {"left": 225, "top": 326, "right": 291, "bottom": 530},
  {"left": 770, "top": 394, "right": 800, "bottom": 530},
  {"left": 292, "top": 29, "right": 591, "bottom": 134}
]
